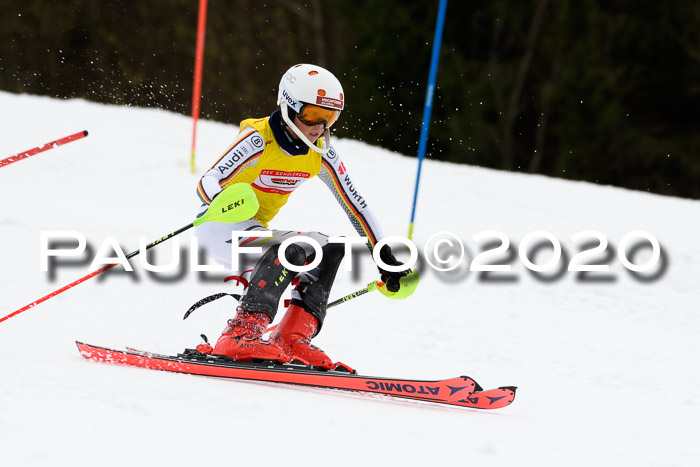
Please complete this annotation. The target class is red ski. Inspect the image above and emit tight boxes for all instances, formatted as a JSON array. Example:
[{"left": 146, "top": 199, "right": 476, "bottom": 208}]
[
  {"left": 76, "top": 342, "right": 516, "bottom": 409},
  {"left": 448, "top": 387, "right": 518, "bottom": 409}
]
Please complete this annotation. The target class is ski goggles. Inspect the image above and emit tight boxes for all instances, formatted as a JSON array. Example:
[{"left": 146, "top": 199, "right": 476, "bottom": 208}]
[{"left": 297, "top": 103, "right": 340, "bottom": 128}]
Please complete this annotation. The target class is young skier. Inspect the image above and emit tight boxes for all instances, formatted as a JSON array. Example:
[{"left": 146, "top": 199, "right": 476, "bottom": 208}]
[{"left": 194, "top": 64, "right": 417, "bottom": 370}]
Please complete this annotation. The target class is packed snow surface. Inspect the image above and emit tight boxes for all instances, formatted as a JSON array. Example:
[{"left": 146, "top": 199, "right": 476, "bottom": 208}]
[{"left": 1, "top": 92, "right": 699, "bottom": 466}]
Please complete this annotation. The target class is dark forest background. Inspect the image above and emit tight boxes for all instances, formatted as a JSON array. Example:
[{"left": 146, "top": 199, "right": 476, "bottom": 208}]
[{"left": 1, "top": 0, "right": 699, "bottom": 198}]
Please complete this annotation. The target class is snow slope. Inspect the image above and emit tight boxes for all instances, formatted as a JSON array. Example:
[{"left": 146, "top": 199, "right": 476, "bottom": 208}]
[{"left": 1, "top": 92, "right": 699, "bottom": 466}]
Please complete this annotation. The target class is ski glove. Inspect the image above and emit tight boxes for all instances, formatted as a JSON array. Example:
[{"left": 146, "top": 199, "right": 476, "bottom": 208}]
[
  {"left": 376, "top": 245, "right": 419, "bottom": 300},
  {"left": 377, "top": 245, "right": 409, "bottom": 292}
]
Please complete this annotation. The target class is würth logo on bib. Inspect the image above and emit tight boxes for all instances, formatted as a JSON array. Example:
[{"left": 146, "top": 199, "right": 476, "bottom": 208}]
[
  {"left": 253, "top": 170, "right": 311, "bottom": 195},
  {"left": 271, "top": 178, "right": 298, "bottom": 186},
  {"left": 316, "top": 96, "right": 343, "bottom": 109}
]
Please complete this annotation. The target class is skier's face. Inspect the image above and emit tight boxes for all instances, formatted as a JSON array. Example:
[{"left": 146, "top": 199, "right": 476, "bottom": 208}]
[{"left": 292, "top": 115, "right": 325, "bottom": 143}]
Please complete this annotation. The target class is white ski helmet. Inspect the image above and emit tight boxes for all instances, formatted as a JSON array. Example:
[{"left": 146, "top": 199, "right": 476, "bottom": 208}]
[{"left": 277, "top": 64, "right": 344, "bottom": 154}]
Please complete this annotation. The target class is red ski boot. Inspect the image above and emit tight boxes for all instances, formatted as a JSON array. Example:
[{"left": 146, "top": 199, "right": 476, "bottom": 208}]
[
  {"left": 212, "top": 309, "right": 290, "bottom": 363},
  {"left": 270, "top": 304, "right": 335, "bottom": 370}
]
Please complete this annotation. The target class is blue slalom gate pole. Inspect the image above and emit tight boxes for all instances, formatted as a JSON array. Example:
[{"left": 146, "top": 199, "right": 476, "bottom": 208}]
[{"left": 407, "top": 0, "right": 448, "bottom": 240}]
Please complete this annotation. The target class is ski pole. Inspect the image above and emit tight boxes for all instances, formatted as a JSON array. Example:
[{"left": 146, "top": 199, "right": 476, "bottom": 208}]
[
  {"left": 327, "top": 281, "right": 381, "bottom": 309},
  {"left": 0, "top": 130, "right": 88, "bottom": 168},
  {"left": 0, "top": 183, "right": 259, "bottom": 324},
  {"left": 328, "top": 269, "right": 420, "bottom": 309}
]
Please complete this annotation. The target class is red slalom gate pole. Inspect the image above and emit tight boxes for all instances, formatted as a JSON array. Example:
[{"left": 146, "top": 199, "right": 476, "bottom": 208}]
[
  {"left": 0, "top": 130, "right": 88, "bottom": 168},
  {"left": 189, "top": 0, "right": 208, "bottom": 174},
  {"left": 0, "top": 222, "right": 194, "bottom": 324},
  {"left": 0, "top": 263, "right": 117, "bottom": 324},
  {"left": 0, "top": 182, "right": 259, "bottom": 324}
]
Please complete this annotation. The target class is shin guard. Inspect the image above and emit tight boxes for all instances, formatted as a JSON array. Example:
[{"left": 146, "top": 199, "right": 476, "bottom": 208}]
[
  {"left": 240, "top": 243, "right": 306, "bottom": 320},
  {"left": 292, "top": 242, "right": 345, "bottom": 333}
]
